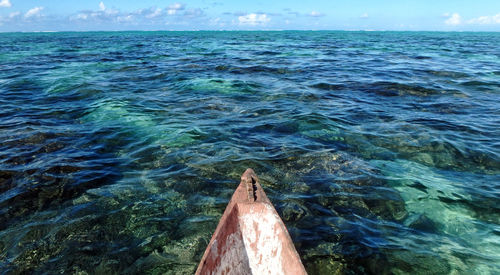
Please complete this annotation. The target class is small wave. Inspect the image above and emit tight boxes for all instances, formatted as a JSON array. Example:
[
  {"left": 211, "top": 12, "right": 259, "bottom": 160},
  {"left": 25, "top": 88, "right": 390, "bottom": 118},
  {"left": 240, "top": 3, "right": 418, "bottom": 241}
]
[
  {"left": 420, "top": 102, "right": 471, "bottom": 115},
  {"left": 461, "top": 80, "right": 500, "bottom": 89},
  {"left": 414, "top": 55, "right": 432, "bottom": 60},
  {"left": 424, "top": 70, "right": 470, "bottom": 79},
  {"left": 255, "top": 50, "right": 280, "bottom": 56},
  {"left": 182, "top": 78, "right": 262, "bottom": 96},
  {"left": 310, "top": 83, "right": 346, "bottom": 91},
  {"left": 361, "top": 81, "right": 442, "bottom": 97},
  {"left": 408, "top": 118, "right": 482, "bottom": 134},
  {"left": 215, "top": 65, "right": 293, "bottom": 74},
  {"left": 0, "top": 152, "right": 120, "bottom": 232},
  {"left": 114, "top": 65, "right": 139, "bottom": 72}
]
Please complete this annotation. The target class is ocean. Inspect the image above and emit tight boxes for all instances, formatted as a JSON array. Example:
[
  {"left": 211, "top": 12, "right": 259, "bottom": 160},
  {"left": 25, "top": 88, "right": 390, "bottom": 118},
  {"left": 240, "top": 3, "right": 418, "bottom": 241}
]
[{"left": 0, "top": 31, "right": 499, "bottom": 274}]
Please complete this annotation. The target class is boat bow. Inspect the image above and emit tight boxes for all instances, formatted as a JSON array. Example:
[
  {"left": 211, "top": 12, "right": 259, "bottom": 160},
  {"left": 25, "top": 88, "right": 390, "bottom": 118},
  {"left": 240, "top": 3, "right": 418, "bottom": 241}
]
[{"left": 196, "top": 168, "right": 307, "bottom": 275}]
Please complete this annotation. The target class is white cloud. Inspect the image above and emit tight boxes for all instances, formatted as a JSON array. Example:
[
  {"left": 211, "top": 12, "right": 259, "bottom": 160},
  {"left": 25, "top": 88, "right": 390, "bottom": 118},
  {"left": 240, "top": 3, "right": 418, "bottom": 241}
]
[
  {"left": 9, "top": 11, "right": 20, "bottom": 18},
  {"left": 0, "top": 0, "right": 11, "bottom": 8},
  {"left": 98, "top": 2, "right": 119, "bottom": 15},
  {"left": 467, "top": 13, "right": 500, "bottom": 25},
  {"left": 444, "top": 13, "right": 461, "bottom": 25},
  {"left": 117, "top": 15, "right": 133, "bottom": 22},
  {"left": 183, "top": 8, "right": 204, "bottom": 18},
  {"left": 72, "top": 1, "right": 123, "bottom": 22},
  {"left": 360, "top": 13, "right": 369, "bottom": 19},
  {"left": 169, "top": 3, "right": 184, "bottom": 10},
  {"left": 238, "top": 13, "right": 270, "bottom": 26},
  {"left": 309, "top": 11, "right": 324, "bottom": 17},
  {"left": 146, "top": 8, "right": 162, "bottom": 19},
  {"left": 210, "top": 17, "right": 220, "bottom": 24},
  {"left": 25, "top": 6, "right": 44, "bottom": 18},
  {"left": 209, "top": 17, "right": 227, "bottom": 27},
  {"left": 167, "top": 3, "right": 185, "bottom": 15},
  {"left": 70, "top": 3, "right": 204, "bottom": 26},
  {"left": 75, "top": 13, "right": 88, "bottom": 20}
]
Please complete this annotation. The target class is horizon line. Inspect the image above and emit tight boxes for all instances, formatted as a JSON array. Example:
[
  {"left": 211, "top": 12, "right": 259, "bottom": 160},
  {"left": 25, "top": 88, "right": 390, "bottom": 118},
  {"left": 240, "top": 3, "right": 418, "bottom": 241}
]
[{"left": 1, "top": 29, "right": 500, "bottom": 34}]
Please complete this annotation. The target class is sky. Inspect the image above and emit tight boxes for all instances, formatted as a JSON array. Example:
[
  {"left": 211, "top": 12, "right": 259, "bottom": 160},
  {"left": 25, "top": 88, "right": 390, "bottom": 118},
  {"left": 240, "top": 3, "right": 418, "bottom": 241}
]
[{"left": 0, "top": 0, "right": 500, "bottom": 32}]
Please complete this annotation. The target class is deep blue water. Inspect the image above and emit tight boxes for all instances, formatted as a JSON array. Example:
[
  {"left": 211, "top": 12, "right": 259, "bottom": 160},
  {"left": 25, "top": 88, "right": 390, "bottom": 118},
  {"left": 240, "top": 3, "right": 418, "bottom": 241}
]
[{"left": 0, "top": 31, "right": 499, "bottom": 274}]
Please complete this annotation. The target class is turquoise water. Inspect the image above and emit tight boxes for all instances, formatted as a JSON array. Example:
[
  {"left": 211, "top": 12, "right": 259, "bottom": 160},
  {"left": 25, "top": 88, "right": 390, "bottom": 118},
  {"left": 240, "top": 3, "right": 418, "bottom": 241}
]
[{"left": 0, "top": 31, "right": 499, "bottom": 274}]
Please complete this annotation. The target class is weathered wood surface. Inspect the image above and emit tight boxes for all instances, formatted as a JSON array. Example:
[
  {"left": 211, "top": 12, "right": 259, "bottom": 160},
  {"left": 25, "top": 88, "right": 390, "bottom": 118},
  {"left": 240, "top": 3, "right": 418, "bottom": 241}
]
[{"left": 196, "top": 168, "right": 307, "bottom": 275}]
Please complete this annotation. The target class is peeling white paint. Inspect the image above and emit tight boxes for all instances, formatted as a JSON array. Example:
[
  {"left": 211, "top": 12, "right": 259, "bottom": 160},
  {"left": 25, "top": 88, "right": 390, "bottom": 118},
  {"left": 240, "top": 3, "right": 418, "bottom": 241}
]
[
  {"left": 240, "top": 205, "right": 285, "bottom": 275},
  {"left": 212, "top": 230, "right": 251, "bottom": 275}
]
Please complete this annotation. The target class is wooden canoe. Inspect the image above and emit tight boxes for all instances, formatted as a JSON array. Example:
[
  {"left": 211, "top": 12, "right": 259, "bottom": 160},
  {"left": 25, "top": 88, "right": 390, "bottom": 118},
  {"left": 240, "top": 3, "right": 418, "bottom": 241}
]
[{"left": 196, "top": 168, "right": 307, "bottom": 275}]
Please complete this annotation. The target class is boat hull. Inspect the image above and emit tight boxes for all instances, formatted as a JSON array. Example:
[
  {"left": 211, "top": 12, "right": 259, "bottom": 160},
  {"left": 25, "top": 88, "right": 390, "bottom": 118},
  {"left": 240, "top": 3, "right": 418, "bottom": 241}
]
[{"left": 196, "top": 169, "right": 307, "bottom": 275}]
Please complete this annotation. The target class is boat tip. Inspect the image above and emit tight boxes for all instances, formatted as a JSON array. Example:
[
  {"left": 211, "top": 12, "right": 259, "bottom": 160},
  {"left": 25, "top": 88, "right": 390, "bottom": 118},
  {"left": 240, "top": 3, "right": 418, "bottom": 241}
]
[{"left": 241, "top": 168, "right": 257, "bottom": 181}]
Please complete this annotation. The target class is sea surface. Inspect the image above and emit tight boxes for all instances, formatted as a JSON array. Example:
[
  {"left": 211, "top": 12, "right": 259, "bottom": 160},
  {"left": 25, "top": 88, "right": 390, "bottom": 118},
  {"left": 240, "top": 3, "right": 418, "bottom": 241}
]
[{"left": 0, "top": 31, "right": 499, "bottom": 274}]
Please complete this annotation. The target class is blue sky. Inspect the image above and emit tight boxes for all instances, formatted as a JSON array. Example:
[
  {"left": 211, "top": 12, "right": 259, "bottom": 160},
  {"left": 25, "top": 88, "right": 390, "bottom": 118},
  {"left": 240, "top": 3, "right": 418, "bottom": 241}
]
[{"left": 1, "top": 0, "right": 500, "bottom": 31}]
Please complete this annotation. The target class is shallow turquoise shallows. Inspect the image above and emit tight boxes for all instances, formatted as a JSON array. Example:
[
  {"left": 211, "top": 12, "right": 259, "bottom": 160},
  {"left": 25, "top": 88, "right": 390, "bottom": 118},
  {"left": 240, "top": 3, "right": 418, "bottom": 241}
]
[{"left": 0, "top": 31, "right": 499, "bottom": 274}]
